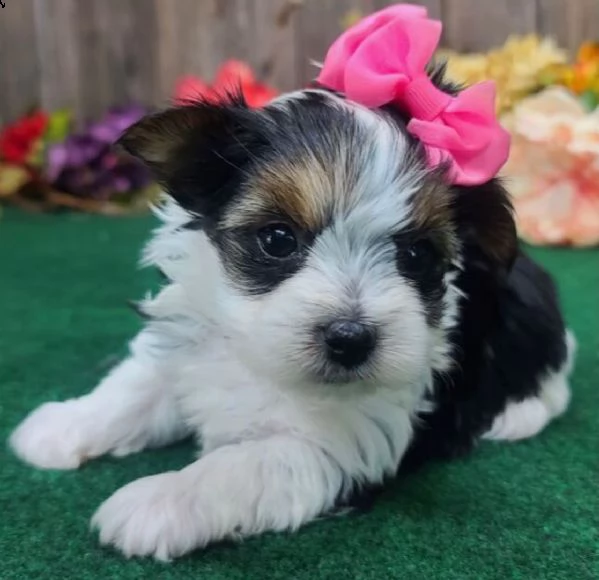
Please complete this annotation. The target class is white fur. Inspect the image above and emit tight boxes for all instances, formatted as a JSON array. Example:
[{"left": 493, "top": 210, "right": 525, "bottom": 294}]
[
  {"left": 91, "top": 437, "right": 346, "bottom": 560},
  {"left": 482, "top": 330, "right": 575, "bottom": 442},
  {"left": 10, "top": 356, "right": 188, "bottom": 469},
  {"left": 10, "top": 99, "right": 437, "bottom": 559},
  {"left": 13, "top": 317, "right": 415, "bottom": 560}
]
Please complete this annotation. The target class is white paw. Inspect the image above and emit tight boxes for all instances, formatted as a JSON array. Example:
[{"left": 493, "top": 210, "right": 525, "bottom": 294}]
[
  {"left": 9, "top": 401, "right": 91, "bottom": 469},
  {"left": 92, "top": 472, "right": 205, "bottom": 560},
  {"left": 482, "top": 398, "right": 550, "bottom": 442}
]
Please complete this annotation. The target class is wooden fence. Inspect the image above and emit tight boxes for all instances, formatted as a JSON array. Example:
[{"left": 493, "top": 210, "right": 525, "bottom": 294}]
[{"left": 1, "top": 0, "right": 598, "bottom": 125}]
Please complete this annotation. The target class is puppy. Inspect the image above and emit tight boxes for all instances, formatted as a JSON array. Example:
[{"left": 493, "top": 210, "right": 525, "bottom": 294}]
[{"left": 9, "top": 77, "right": 574, "bottom": 559}]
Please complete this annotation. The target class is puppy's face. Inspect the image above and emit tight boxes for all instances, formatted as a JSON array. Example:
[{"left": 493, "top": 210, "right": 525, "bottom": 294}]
[{"left": 122, "top": 90, "right": 515, "bottom": 390}]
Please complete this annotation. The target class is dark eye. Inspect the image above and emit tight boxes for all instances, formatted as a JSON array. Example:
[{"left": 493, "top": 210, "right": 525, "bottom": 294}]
[
  {"left": 257, "top": 223, "right": 298, "bottom": 258},
  {"left": 399, "top": 238, "right": 444, "bottom": 277}
]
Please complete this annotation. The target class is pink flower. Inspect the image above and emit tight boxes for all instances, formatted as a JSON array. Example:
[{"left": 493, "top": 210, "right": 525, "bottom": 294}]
[{"left": 503, "top": 87, "right": 599, "bottom": 247}]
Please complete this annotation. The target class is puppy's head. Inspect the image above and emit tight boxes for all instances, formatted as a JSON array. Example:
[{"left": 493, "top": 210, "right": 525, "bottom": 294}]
[{"left": 120, "top": 84, "right": 516, "bottom": 391}]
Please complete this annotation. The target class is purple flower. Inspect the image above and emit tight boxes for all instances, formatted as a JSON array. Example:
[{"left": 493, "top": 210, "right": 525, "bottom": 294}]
[
  {"left": 45, "top": 104, "right": 151, "bottom": 199},
  {"left": 87, "top": 104, "right": 147, "bottom": 145}
]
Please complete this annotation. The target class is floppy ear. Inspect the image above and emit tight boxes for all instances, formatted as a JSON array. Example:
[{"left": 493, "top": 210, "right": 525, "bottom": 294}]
[
  {"left": 117, "top": 97, "right": 265, "bottom": 217},
  {"left": 452, "top": 179, "right": 518, "bottom": 272}
]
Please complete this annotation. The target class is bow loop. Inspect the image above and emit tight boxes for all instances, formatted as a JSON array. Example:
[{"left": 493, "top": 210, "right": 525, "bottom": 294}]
[{"left": 316, "top": 3, "right": 510, "bottom": 186}]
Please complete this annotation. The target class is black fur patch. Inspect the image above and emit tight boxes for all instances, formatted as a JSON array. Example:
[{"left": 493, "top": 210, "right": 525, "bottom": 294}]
[
  {"left": 117, "top": 93, "right": 270, "bottom": 227},
  {"left": 401, "top": 250, "right": 569, "bottom": 472},
  {"left": 394, "top": 231, "right": 450, "bottom": 326},
  {"left": 451, "top": 179, "right": 517, "bottom": 271},
  {"left": 211, "top": 225, "right": 313, "bottom": 295}
]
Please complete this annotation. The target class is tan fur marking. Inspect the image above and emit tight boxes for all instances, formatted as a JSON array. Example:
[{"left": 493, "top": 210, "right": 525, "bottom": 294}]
[
  {"left": 222, "top": 154, "right": 344, "bottom": 231},
  {"left": 411, "top": 179, "right": 458, "bottom": 257}
]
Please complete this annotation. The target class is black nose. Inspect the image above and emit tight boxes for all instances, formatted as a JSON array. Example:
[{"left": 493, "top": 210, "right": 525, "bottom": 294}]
[{"left": 323, "top": 320, "right": 377, "bottom": 368}]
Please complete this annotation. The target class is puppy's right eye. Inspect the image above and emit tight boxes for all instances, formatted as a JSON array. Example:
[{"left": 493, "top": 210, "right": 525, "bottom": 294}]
[{"left": 257, "top": 223, "right": 298, "bottom": 258}]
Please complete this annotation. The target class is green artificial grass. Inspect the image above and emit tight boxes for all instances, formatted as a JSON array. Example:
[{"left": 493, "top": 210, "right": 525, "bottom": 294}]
[{"left": 0, "top": 208, "right": 597, "bottom": 580}]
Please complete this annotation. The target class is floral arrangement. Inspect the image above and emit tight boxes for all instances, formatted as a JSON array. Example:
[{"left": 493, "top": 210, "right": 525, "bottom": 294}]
[
  {"left": 0, "top": 111, "right": 49, "bottom": 205},
  {"left": 439, "top": 35, "right": 568, "bottom": 115},
  {"left": 537, "top": 42, "right": 599, "bottom": 109},
  {"left": 444, "top": 37, "right": 599, "bottom": 247},
  {"left": 1, "top": 37, "right": 597, "bottom": 246},
  {"left": 0, "top": 60, "right": 278, "bottom": 216},
  {"left": 0, "top": 105, "right": 158, "bottom": 214}
]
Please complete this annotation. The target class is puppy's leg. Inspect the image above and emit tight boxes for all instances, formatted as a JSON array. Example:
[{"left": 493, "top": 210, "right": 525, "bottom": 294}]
[
  {"left": 92, "top": 436, "right": 347, "bottom": 560},
  {"left": 483, "top": 330, "right": 575, "bottom": 442},
  {"left": 9, "top": 346, "right": 188, "bottom": 470}
]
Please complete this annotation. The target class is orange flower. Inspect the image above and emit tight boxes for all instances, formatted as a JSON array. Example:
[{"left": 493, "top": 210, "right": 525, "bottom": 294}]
[
  {"left": 564, "top": 61, "right": 599, "bottom": 94},
  {"left": 577, "top": 42, "right": 599, "bottom": 64}
]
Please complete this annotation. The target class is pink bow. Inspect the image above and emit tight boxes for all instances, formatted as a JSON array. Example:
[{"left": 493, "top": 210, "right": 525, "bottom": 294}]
[{"left": 316, "top": 4, "right": 510, "bottom": 186}]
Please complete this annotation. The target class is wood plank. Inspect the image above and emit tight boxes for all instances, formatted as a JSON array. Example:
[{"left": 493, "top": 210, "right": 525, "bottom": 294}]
[
  {"left": 537, "top": 0, "right": 599, "bottom": 54},
  {"left": 296, "top": 0, "right": 443, "bottom": 86},
  {"left": 14, "top": 0, "right": 594, "bottom": 126},
  {"left": 250, "top": 0, "right": 301, "bottom": 92},
  {"left": 0, "top": 0, "right": 39, "bottom": 124},
  {"left": 154, "top": 0, "right": 204, "bottom": 105},
  {"left": 72, "top": 2, "right": 113, "bottom": 122},
  {"left": 73, "top": 0, "right": 159, "bottom": 122},
  {"left": 295, "top": 0, "right": 365, "bottom": 85},
  {"left": 374, "top": 0, "right": 442, "bottom": 19},
  {"left": 154, "top": 0, "right": 247, "bottom": 105},
  {"left": 105, "top": 0, "right": 160, "bottom": 107},
  {"left": 155, "top": 0, "right": 300, "bottom": 101},
  {"left": 34, "top": 0, "right": 81, "bottom": 119},
  {"left": 442, "top": 0, "right": 538, "bottom": 51},
  {"left": 221, "top": 0, "right": 256, "bottom": 67}
]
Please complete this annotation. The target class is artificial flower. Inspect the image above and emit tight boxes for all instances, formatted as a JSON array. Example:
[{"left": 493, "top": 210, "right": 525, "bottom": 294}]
[
  {"left": 502, "top": 87, "right": 599, "bottom": 247},
  {"left": 45, "top": 109, "right": 73, "bottom": 144},
  {"left": 538, "top": 41, "right": 599, "bottom": 106},
  {"left": 0, "top": 111, "right": 48, "bottom": 164},
  {"left": 173, "top": 59, "right": 278, "bottom": 108},
  {"left": 578, "top": 41, "right": 599, "bottom": 63},
  {"left": 0, "top": 163, "right": 31, "bottom": 198},
  {"left": 46, "top": 105, "right": 152, "bottom": 199},
  {"left": 441, "top": 35, "right": 567, "bottom": 114}
]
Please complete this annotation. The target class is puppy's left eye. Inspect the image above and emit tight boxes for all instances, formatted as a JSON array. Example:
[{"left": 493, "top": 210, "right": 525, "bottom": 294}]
[
  {"left": 257, "top": 223, "right": 298, "bottom": 258},
  {"left": 397, "top": 238, "right": 445, "bottom": 278}
]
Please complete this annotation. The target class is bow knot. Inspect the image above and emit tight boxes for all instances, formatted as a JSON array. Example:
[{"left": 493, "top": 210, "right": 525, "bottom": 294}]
[
  {"left": 402, "top": 76, "right": 451, "bottom": 121},
  {"left": 316, "top": 3, "right": 510, "bottom": 186}
]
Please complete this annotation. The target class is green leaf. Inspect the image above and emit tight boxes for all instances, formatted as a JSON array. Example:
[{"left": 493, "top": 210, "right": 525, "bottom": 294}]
[
  {"left": 44, "top": 109, "right": 72, "bottom": 143},
  {"left": 579, "top": 90, "right": 598, "bottom": 112}
]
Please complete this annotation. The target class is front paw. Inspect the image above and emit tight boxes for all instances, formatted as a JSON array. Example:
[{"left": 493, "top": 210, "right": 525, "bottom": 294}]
[
  {"left": 9, "top": 401, "right": 90, "bottom": 469},
  {"left": 91, "top": 472, "right": 207, "bottom": 560}
]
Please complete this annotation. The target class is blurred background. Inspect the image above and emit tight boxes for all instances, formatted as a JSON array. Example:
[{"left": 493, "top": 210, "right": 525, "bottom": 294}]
[
  {"left": 1, "top": 0, "right": 598, "bottom": 245},
  {"left": 1, "top": 0, "right": 597, "bottom": 124}
]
